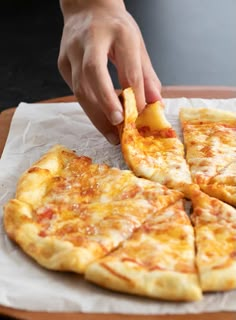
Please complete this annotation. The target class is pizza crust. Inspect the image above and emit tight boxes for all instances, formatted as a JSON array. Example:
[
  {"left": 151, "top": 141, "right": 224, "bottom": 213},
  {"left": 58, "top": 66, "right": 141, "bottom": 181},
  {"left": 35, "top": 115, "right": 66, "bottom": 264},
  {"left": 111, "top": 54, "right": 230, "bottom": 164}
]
[
  {"left": 15, "top": 145, "right": 73, "bottom": 207},
  {"left": 4, "top": 199, "right": 106, "bottom": 273},
  {"left": 179, "top": 107, "right": 236, "bottom": 123},
  {"left": 199, "top": 263, "right": 236, "bottom": 291},
  {"left": 86, "top": 262, "right": 202, "bottom": 301}
]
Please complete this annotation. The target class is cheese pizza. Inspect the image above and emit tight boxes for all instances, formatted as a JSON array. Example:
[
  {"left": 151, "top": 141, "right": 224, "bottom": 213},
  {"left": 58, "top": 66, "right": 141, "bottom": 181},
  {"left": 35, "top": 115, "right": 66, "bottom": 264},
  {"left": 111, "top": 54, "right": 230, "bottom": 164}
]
[
  {"left": 3, "top": 89, "right": 236, "bottom": 303},
  {"left": 85, "top": 199, "right": 202, "bottom": 301},
  {"left": 189, "top": 186, "right": 236, "bottom": 291},
  {"left": 180, "top": 107, "right": 236, "bottom": 206},
  {"left": 119, "top": 88, "right": 192, "bottom": 193},
  {"left": 4, "top": 144, "right": 183, "bottom": 273}
]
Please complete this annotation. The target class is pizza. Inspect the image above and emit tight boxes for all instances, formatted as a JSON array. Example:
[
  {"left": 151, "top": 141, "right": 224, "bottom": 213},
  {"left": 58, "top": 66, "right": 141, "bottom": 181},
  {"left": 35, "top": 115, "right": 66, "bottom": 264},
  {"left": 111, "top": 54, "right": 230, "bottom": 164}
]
[
  {"left": 180, "top": 107, "right": 236, "bottom": 206},
  {"left": 3, "top": 144, "right": 183, "bottom": 274},
  {"left": 85, "top": 199, "right": 202, "bottom": 301},
  {"left": 188, "top": 185, "right": 236, "bottom": 291},
  {"left": 3, "top": 89, "right": 236, "bottom": 303},
  {"left": 119, "top": 88, "right": 192, "bottom": 193}
]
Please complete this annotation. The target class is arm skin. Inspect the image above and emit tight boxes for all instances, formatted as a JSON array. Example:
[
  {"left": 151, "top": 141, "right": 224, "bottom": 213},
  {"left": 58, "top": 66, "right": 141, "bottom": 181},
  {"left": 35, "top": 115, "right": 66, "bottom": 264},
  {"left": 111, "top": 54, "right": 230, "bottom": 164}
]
[{"left": 58, "top": 0, "right": 162, "bottom": 144}]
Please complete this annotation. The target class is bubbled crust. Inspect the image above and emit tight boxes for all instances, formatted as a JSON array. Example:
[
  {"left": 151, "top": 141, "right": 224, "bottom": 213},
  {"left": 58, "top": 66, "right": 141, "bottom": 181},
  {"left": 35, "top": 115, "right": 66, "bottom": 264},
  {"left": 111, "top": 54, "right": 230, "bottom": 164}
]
[
  {"left": 15, "top": 145, "right": 76, "bottom": 208},
  {"left": 3, "top": 144, "right": 109, "bottom": 272},
  {"left": 4, "top": 199, "right": 101, "bottom": 272},
  {"left": 3, "top": 145, "right": 97, "bottom": 272},
  {"left": 4, "top": 144, "right": 75, "bottom": 235},
  {"left": 86, "top": 263, "right": 202, "bottom": 301},
  {"left": 179, "top": 107, "right": 236, "bottom": 124}
]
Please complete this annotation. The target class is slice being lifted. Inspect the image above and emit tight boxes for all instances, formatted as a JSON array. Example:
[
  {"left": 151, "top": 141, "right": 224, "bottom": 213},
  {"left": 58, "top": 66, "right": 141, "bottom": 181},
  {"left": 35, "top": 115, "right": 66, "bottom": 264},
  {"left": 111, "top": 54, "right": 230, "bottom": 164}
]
[
  {"left": 119, "top": 88, "right": 192, "bottom": 193},
  {"left": 180, "top": 107, "right": 236, "bottom": 206},
  {"left": 4, "top": 145, "right": 183, "bottom": 273},
  {"left": 189, "top": 186, "right": 236, "bottom": 291},
  {"left": 86, "top": 199, "right": 202, "bottom": 301}
]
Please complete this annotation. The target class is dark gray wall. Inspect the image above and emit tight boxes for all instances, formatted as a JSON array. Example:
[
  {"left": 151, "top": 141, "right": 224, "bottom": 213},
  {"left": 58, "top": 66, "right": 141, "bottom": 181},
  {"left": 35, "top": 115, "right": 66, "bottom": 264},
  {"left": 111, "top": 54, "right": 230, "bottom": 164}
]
[
  {"left": 123, "top": 0, "right": 236, "bottom": 86},
  {"left": 0, "top": 1, "right": 70, "bottom": 110}
]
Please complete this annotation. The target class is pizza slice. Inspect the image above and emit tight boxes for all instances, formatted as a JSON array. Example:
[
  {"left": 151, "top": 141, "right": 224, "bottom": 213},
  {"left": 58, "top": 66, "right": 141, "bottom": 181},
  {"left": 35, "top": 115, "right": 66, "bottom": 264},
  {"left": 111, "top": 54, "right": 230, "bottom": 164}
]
[
  {"left": 85, "top": 199, "right": 202, "bottom": 301},
  {"left": 119, "top": 88, "right": 192, "bottom": 193},
  {"left": 188, "top": 186, "right": 236, "bottom": 291},
  {"left": 4, "top": 145, "right": 183, "bottom": 273},
  {"left": 199, "top": 161, "right": 236, "bottom": 207},
  {"left": 180, "top": 107, "right": 236, "bottom": 206}
]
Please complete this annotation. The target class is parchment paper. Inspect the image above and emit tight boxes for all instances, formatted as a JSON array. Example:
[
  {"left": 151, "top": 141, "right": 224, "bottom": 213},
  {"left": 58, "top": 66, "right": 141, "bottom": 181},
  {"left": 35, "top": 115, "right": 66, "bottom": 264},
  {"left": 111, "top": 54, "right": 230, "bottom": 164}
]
[{"left": 0, "top": 98, "right": 236, "bottom": 314}]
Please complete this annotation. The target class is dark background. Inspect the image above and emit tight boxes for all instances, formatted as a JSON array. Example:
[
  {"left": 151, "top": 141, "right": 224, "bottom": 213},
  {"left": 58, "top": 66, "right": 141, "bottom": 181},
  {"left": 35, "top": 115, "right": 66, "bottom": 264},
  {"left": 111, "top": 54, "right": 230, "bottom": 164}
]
[
  {"left": 0, "top": 0, "right": 236, "bottom": 112},
  {"left": 0, "top": 0, "right": 70, "bottom": 111}
]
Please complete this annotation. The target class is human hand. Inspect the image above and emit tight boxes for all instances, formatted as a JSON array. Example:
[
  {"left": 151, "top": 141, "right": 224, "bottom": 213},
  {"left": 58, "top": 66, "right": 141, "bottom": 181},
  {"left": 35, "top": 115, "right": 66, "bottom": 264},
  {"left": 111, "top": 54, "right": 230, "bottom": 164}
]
[{"left": 58, "top": 0, "right": 162, "bottom": 144}]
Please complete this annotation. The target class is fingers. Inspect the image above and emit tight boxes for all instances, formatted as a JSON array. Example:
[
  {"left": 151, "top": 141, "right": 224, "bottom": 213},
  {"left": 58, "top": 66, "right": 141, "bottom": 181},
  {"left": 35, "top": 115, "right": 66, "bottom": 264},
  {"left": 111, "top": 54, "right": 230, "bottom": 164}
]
[
  {"left": 140, "top": 40, "right": 162, "bottom": 103},
  {"left": 78, "top": 96, "right": 120, "bottom": 145},
  {"left": 74, "top": 69, "right": 120, "bottom": 144},
  {"left": 82, "top": 43, "right": 124, "bottom": 126},
  {"left": 60, "top": 40, "right": 120, "bottom": 144},
  {"left": 114, "top": 36, "right": 146, "bottom": 113},
  {"left": 113, "top": 30, "right": 162, "bottom": 113},
  {"left": 58, "top": 54, "right": 73, "bottom": 91},
  {"left": 58, "top": 33, "right": 73, "bottom": 90},
  {"left": 142, "top": 62, "right": 162, "bottom": 103}
]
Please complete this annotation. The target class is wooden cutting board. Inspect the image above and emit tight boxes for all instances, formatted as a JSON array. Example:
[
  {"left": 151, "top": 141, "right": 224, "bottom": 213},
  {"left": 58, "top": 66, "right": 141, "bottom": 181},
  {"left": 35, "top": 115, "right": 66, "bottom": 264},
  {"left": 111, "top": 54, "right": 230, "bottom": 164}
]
[{"left": 0, "top": 87, "right": 236, "bottom": 320}]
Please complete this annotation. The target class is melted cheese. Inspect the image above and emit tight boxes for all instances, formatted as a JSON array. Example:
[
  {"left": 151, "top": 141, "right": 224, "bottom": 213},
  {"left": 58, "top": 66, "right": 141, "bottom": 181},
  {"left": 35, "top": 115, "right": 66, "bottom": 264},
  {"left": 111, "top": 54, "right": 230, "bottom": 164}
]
[
  {"left": 36, "top": 157, "right": 183, "bottom": 257},
  {"left": 4, "top": 144, "right": 183, "bottom": 274},
  {"left": 136, "top": 102, "right": 172, "bottom": 131},
  {"left": 180, "top": 108, "right": 236, "bottom": 204},
  {"left": 85, "top": 200, "right": 202, "bottom": 301},
  {"left": 121, "top": 88, "right": 192, "bottom": 192},
  {"left": 106, "top": 200, "right": 196, "bottom": 273},
  {"left": 189, "top": 188, "right": 236, "bottom": 291}
]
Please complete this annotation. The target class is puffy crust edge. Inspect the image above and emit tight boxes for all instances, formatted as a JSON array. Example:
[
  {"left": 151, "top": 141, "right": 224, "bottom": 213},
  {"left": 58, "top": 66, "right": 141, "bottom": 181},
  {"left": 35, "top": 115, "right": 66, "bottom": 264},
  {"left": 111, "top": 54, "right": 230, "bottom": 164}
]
[
  {"left": 85, "top": 261, "right": 202, "bottom": 301},
  {"left": 4, "top": 145, "right": 103, "bottom": 273},
  {"left": 179, "top": 107, "right": 236, "bottom": 124},
  {"left": 3, "top": 199, "right": 104, "bottom": 274},
  {"left": 200, "top": 262, "right": 236, "bottom": 292},
  {"left": 15, "top": 144, "right": 76, "bottom": 208}
]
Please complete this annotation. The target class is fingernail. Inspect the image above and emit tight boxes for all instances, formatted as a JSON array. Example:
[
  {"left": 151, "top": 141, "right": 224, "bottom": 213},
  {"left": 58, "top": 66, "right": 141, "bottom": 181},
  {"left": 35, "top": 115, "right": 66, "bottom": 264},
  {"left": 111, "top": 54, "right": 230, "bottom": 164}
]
[
  {"left": 105, "top": 132, "right": 120, "bottom": 145},
  {"left": 110, "top": 111, "right": 123, "bottom": 125}
]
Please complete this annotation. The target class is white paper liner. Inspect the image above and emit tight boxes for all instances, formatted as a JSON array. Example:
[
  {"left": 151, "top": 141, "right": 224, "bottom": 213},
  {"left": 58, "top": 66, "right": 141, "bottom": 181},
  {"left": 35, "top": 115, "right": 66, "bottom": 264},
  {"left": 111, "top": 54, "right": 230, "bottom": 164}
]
[{"left": 0, "top": 98, "right": 236, "bottom": 314}]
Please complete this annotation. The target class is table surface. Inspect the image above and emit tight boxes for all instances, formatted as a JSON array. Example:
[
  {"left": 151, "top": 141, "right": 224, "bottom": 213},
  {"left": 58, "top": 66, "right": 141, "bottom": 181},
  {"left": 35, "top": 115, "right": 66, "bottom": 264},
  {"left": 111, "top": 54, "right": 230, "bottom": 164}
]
[{"left": 0, "top": 86, "right": 236, "bottom": 320}]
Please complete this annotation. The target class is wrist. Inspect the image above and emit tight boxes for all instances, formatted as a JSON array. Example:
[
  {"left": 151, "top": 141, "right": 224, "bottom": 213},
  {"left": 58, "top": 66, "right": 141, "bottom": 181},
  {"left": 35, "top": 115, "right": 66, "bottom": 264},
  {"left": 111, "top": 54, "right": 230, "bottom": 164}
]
[{"left": 60, "top": 0, "right": 125, "bottom": 19}]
